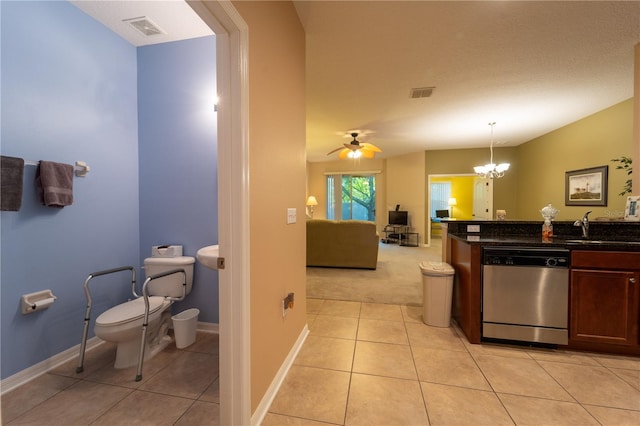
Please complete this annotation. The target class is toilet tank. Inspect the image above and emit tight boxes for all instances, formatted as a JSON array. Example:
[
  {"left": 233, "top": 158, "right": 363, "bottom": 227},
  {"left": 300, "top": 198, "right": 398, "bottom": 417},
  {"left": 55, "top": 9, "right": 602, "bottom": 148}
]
[{"left": 144, "top": 256, "right": 195, "bottom": 298}]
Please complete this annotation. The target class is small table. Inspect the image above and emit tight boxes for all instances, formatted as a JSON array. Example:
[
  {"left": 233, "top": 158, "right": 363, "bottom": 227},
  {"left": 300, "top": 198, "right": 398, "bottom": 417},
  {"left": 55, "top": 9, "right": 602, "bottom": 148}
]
[{"left": 399, "top": 232, "right": 419, "bottom": 247}]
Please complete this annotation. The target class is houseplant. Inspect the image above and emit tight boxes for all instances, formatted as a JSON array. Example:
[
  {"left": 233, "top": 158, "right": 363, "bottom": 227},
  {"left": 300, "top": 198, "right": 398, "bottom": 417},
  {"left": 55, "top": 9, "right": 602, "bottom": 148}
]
[{"left": 612, "top": 156, "right": 632, "bottom": 195}]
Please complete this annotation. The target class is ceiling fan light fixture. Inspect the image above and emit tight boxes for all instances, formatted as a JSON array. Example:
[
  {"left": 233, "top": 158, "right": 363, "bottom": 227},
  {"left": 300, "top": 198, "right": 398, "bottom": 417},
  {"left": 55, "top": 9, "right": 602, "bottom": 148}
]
[
  {"left": 327, "top": 131, "right": 382, "bottom": 160},
  {"left": 474, "top": 122, "right": 510, "bottom": 179}
]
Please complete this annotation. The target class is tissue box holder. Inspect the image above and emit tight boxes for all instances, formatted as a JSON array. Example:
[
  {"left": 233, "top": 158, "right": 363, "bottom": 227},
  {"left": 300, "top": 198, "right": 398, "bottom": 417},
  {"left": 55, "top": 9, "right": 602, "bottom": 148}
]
[{"left": 152, "top": 245, "right": 183, "bottom": 257}]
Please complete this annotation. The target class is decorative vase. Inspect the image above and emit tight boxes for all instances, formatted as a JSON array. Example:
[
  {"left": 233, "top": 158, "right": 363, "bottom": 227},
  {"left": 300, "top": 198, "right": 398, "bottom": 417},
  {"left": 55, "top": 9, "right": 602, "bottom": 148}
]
[{"left": 540, "top": 204, "right": 558, "bottom": 242}]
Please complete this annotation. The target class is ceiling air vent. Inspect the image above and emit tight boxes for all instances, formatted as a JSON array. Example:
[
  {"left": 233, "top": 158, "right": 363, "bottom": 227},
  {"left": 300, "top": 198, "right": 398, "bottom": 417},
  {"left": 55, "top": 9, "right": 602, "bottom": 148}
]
[
  {"left": 123, "top": 17, "right": 165, "bottom": 37},
  {"left": 409, "top": 87, "right": 435, "bottom": 99}
]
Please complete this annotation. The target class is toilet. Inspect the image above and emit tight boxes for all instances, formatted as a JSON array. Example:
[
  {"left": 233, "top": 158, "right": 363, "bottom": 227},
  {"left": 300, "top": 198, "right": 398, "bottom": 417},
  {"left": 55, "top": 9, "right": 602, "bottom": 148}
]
[{"left": 94, "top": 256, "right": 195, "bottom": 369}]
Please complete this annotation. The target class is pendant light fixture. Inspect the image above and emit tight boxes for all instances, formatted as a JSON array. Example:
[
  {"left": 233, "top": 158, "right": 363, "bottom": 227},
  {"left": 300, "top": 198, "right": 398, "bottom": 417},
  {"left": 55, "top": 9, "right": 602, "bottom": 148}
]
[{"left": 474, "top": 122, "right": 510, "bottom": 179}]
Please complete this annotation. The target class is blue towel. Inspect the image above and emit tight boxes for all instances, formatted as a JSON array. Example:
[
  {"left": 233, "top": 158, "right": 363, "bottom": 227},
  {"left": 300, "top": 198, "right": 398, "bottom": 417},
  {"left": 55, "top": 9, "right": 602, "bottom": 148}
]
[
  {"left": 36, "top": 161, "right": 74, "bottom": 208},
  {"left": 1, "top": 155, "right": 25, "bottom": 211}
]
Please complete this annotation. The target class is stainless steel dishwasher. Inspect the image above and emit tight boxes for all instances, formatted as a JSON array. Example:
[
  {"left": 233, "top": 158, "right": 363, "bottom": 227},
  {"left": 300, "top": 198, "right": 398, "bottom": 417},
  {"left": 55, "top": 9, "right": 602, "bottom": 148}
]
[{"left": 482, "top": 247, "right": 570, "bottom": 345}]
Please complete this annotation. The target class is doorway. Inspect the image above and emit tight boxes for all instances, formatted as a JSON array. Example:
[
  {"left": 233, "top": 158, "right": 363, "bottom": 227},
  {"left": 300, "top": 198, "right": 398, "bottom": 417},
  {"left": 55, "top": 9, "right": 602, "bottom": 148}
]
[
  {"left": 189, "top": 2, "right": 250, "bottom": 425},
  {"left": 426, "top": 174, "right": 493, "bottom": 245}
]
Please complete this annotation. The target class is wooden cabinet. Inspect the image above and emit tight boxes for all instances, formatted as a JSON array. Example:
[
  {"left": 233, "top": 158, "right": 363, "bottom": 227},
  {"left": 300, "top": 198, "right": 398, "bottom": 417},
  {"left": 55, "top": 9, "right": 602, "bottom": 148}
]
[
  {"left": 449, "top": 237, "right": 482, "bottom": 344},
  {"left": 570, "top": 251, "right": 640, "bottom": 349}
]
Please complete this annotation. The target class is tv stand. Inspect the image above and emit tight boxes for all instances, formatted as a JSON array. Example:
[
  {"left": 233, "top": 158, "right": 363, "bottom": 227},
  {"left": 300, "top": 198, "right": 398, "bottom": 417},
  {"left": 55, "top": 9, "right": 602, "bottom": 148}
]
[
  {"left": 382, "top": 225, "right": 419, "bottom": 246},
  {"left": 382, "top": 225, "right": 407, "bottom": 244}
]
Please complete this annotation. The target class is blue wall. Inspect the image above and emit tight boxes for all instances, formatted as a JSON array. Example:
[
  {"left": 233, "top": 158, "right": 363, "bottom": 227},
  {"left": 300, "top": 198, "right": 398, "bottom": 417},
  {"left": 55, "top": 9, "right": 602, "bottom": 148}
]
[
  {"left": 137, "top": 38, "right": 219, "bottom": 323},
  {"left": 0, "top": 2, "right": 218, "bottom": 379}
]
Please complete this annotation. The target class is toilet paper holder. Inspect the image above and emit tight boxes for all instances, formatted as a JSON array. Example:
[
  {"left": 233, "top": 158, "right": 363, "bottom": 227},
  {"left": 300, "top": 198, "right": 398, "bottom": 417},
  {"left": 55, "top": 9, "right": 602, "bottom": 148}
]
[{"left": 21, "top": 289, "right": 57, "bottom": 314}]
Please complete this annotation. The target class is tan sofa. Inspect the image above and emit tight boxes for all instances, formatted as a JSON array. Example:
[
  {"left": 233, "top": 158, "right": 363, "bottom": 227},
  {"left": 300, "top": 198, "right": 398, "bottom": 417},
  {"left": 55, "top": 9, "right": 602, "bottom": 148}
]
[{"left": 306, "top": 219, "right": 379, "bottom": 269}]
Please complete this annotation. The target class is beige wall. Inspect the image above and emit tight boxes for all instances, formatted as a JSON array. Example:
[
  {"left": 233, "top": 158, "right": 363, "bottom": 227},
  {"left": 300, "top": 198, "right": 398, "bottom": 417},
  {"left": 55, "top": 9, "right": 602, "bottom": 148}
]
[
  {"left": 634, "top": 43, "right": 639, "bottom": 194},
  {"left": 232, "top": 1, "right": 307, "bottom": 413},
  {"left": 517, "top": 99, "right": 634, "bottom": 220},
  {"left": 386, "top": 152, "right": 426, "bottom": 243}
]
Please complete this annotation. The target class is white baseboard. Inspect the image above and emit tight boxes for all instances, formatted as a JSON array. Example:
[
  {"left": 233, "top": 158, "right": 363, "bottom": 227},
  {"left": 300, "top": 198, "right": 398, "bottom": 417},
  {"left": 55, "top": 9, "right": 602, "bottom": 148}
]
[
  {"left": 1, "top": 321, "right": 220, "bottom": 395},
  {"left": 251, "top": 325, "right": 310, "bottom": 426},
  {"left": 197, "top": 321, "right": 219, "bottom": 334},
  {"left": 0, "top": 336, "right": 105, "bottom": 395}
]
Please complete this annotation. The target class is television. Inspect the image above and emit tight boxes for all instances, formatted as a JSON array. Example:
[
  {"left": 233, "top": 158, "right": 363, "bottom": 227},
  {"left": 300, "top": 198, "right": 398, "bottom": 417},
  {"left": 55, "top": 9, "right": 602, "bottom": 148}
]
[
  {"left": 388, "top": 210, "right": 408, "bottom": 226},
  {"left": 435, "top": 209, "right": 450, "bottom": 218}
]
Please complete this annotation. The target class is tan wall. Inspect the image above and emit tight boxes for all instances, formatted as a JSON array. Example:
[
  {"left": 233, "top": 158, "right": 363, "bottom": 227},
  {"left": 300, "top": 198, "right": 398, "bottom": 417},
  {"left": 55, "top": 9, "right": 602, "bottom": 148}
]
[
  {"left": 232, "top": 1, "right": 307, "bottom": 413},
  {"left": 517, "top": 99, "right": 634, "bottom": 220},
  {"left": 634, "top": 43, "right": 639, "bottom": 195},
  {"left": 386, "top": 152, "right": 426, "bottom": 243}
]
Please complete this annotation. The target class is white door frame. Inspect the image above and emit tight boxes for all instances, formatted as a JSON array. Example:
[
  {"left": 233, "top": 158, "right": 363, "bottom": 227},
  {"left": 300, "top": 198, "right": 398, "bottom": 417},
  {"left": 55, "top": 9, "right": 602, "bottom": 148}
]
[
  {"left": 426, "top": 173, "right": 493, "bottom": 246},
  {"left": 188, "top": 2, "right": 250, "bottom": 425}
]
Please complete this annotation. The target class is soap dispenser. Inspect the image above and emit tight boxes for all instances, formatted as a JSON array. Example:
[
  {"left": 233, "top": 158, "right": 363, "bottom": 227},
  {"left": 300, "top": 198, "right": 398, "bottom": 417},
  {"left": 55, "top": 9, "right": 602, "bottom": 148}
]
[{"left": 540, "top": 204, "right": 559, "bottom": 242}]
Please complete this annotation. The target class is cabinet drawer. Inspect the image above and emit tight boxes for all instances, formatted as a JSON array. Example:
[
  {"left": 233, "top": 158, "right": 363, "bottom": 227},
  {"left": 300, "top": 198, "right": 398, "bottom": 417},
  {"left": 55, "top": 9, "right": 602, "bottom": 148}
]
[{"left": 572, "top": 251, "right": 640, "bottom": 270}]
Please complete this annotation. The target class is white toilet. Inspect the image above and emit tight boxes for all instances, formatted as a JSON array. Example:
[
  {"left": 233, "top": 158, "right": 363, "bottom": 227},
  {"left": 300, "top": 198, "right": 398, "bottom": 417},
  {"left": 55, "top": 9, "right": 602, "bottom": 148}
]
[{"left": 94, "top": 256, "right": 195, "bottom": 369}]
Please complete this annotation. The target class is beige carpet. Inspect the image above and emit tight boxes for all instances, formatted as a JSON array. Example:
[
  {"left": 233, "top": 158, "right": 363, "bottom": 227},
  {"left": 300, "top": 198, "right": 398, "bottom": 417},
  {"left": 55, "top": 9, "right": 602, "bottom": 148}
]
[{"left": 306, "top": 238, "right": 443, "bottom": 306}]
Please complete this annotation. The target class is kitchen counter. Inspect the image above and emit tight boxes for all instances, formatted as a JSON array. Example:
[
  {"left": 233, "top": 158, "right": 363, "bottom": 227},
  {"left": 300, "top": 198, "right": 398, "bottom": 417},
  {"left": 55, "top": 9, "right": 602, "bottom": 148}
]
[
  {"left": 443, "top": 219, "right": 640, "bottom": 252},
  {"left": 443, "top": 220, "right": 640, "bottom": 355},
  {"left": 448, "top": 233, "right": 640, "bottom": 251}
]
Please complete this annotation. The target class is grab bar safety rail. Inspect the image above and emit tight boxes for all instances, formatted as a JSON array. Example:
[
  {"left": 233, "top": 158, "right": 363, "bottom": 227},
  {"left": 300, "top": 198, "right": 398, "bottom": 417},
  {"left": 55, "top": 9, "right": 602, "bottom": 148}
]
[
  {"left": 76, "top": 266, "right": 136, "bottom": 374},
  {"left": 135, "top": 268, "right": 187, "bottom": 382}
]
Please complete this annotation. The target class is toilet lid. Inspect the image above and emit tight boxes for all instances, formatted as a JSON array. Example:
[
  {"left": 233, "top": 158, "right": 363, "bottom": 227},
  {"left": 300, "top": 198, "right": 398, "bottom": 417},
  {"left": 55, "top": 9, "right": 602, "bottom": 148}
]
[{"left": 96, "top": 297, "right": 166, "bottom": 327}]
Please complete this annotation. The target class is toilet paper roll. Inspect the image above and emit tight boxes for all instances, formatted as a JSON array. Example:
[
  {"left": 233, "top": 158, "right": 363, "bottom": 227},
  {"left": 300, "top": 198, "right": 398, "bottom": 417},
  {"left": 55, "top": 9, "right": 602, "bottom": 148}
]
[{"left": 31, "top": 298, "right": 55, "bottom": 311}]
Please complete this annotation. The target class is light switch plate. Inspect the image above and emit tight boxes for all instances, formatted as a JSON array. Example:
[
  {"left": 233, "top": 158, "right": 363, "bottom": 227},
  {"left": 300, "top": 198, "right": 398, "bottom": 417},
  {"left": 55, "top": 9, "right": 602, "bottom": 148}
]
[
  {"left": 287, "top": 208, "right": 296, "bottom": 224},
  {"left": 467, "top": 224, "right": 480, "bottom": 233}
]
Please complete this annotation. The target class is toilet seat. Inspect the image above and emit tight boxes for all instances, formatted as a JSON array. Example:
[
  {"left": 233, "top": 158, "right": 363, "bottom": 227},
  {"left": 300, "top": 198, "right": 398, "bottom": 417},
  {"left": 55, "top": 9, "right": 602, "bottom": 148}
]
[{"left": 96, "top": 297, "right": 167, "bottom": 327}]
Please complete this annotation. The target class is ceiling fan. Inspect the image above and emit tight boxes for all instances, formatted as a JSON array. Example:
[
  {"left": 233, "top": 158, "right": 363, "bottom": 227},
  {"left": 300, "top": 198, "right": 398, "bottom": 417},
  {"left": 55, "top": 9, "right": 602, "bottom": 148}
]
[{"left": 326, "top": 132, "right": 382, "bottom": 159}]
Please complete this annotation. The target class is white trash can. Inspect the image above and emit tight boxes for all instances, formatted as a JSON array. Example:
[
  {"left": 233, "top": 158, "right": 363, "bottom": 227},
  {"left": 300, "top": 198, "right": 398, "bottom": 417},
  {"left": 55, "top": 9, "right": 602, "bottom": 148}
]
[
  {"left": 172, "top": 308, "right": 200, "bottom": 349},
  {"left": 419, "top": 261, "right": 455, "bottom": 327}
]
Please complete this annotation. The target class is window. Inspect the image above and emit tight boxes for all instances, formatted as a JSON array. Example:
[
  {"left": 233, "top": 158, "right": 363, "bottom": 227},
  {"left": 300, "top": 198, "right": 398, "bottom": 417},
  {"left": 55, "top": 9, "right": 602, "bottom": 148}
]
[
  {"left": 327, "top": 174, "right": 376, "bottom": 221},
  {"left": 430, "top": 182, "right": 451, "bottom": 218}
]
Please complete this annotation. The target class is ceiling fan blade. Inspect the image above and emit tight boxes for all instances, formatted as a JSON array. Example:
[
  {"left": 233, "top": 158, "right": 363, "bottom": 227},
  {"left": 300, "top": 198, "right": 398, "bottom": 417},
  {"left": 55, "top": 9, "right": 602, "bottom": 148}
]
[
  {"left": 344, "top": 143, "right": 359, "bottom": 150},
  {"left": 362, "top": 142, "right": 382, "bottom": 153},
  {"left": 360, "top": 149, "right": 376, "bottom": 159},
  {"left": 327, "top": 146, "right": 345, "bottom": 155}
]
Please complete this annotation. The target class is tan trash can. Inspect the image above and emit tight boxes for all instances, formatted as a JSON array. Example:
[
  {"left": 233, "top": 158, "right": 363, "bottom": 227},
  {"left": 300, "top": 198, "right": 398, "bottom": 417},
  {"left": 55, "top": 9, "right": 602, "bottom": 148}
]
[{"left": 419, "top": 261, "right": 455, "bottom": 327}]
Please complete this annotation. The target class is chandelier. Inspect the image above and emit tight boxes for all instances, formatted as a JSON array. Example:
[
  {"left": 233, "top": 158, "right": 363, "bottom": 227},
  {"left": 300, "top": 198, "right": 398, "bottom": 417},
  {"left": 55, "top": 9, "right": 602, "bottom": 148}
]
[{"left": 474, "top": 122, "right": 510, "bottom": 179}]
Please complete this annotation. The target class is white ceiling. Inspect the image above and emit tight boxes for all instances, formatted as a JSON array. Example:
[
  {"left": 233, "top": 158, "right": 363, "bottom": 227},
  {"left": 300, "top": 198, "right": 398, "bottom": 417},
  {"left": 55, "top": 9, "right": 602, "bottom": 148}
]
[
  {"left": 71, "top": 1, "right": 639, "bottom": 163},
  {"left": 70, "top": 1, "right": 213, "bottom": 47}
]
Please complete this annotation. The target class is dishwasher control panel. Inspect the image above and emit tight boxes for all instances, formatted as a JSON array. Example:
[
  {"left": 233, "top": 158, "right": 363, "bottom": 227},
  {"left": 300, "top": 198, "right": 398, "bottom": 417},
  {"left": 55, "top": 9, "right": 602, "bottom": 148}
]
[{"left": 483, "top": 247, "right": 570, "bottom": 268}]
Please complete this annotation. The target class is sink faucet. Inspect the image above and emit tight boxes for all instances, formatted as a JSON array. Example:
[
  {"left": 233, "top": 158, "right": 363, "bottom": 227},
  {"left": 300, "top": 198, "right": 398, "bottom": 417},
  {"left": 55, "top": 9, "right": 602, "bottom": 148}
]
[{"left": 573, "top": 211, "right": 592, "bottom": 239}]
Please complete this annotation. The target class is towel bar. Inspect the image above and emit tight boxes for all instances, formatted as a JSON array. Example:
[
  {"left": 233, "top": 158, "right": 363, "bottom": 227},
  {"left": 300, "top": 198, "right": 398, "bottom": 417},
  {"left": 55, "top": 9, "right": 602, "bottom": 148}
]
[{"left": 23, "top": 160, "right": 90, "bottom": 177}]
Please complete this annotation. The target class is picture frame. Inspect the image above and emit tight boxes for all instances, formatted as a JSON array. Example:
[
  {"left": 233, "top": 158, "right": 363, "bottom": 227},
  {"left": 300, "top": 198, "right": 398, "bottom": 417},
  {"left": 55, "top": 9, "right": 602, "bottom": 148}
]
[
  {"left": 565, "top": 166, "right": 608, "bottom": 206},
  {"left": 624, "top": 195, "right": 640, "bottom": 221}
]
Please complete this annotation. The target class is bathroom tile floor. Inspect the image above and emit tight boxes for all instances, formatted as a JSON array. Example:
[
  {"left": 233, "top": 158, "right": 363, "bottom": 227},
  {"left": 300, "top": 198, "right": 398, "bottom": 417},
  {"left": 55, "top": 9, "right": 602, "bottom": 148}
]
[
  {"left": 263, "top": 298, "right": 640, "bottom": 426},
  {"left": 4, "top": 300, "right": 640, "bottom": 425},
  {"left": 1, "top": 331, "right": 220, "bottom": 425}
]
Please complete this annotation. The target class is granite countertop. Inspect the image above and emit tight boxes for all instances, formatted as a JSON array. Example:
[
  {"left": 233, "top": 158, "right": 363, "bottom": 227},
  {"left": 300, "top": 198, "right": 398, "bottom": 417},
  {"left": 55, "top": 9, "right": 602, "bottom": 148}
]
[
  {"left": 443, "top": 219, "right": 640, "bottom": 251},
  {"left": 448, "top": 233, "right": 640, "bottom": 251}
]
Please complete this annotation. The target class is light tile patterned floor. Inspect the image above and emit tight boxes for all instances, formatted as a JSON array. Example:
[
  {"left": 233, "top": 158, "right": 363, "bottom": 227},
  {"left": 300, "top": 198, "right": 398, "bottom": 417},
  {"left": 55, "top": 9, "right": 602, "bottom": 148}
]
[
  {"left": 1, "top": 332, "right": 220, "bottom": 425},
  {"left": 264, "top": 298, "right": 640, "bottom": 426},
  {"left": 3, "top": 301, "right": 640, "bottom": 425}
]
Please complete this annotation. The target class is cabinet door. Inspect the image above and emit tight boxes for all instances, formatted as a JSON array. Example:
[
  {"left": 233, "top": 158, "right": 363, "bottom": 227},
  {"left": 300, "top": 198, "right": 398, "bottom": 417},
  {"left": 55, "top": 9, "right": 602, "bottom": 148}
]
[{"left": 570, "top": 269, "right": 639, "bottom": 346}]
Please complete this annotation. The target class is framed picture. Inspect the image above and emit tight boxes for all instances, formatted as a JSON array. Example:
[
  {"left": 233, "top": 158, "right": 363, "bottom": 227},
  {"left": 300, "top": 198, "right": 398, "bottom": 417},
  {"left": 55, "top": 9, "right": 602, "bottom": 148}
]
[
  {"left": 624, "top": 196, "right": 640, "bottom": 221},
  {"left": 565, "top": 166, "right": 608, "bottom": 206}
]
